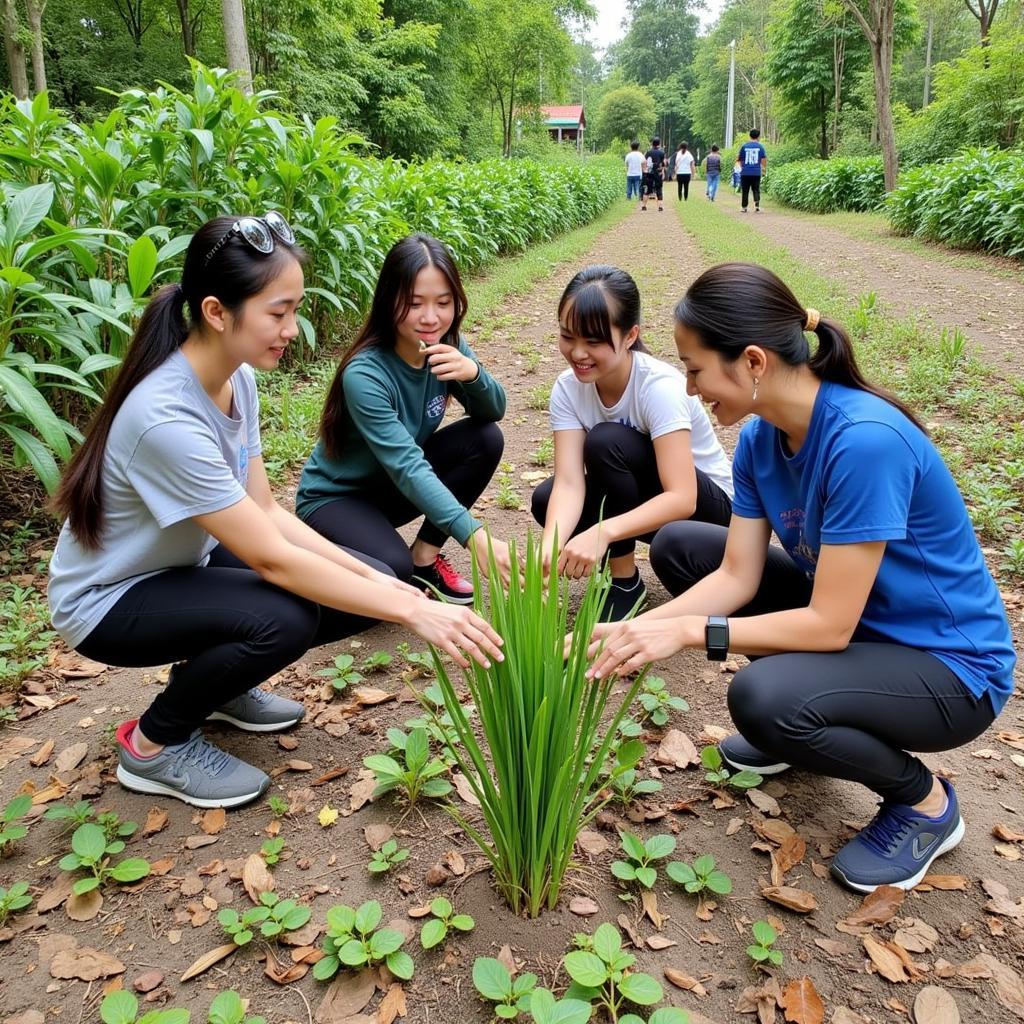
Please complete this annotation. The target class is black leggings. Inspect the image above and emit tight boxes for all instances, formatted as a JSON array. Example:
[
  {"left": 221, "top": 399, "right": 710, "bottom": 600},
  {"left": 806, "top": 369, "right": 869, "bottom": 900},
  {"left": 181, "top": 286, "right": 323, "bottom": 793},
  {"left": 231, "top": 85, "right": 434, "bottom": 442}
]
[
  {"left": 531, "top": 423, "right": 732, "bottom": 560},
  {"left": 78, "top": 545, "right": 390, "bottom": 745},
  {"left": 677, "top": 174, "right": 691, "bottom": 200},
  {"left": 650, "top": 521, "right": 997, "bottom": 804},
  {"left": 302, "top": 418, "right": 503, "bottom": 581}
]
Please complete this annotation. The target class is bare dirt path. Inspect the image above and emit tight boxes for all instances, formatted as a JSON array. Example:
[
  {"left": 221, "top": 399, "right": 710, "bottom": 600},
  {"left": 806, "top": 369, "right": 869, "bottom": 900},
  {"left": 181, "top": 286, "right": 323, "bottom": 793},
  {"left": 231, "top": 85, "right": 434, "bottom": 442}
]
[
  {"left": 3, "top": 205, "right": 1024, "bottom": 1024},
  {"left": 722, "top": 196, "right": 1024, "bottom": 378}
]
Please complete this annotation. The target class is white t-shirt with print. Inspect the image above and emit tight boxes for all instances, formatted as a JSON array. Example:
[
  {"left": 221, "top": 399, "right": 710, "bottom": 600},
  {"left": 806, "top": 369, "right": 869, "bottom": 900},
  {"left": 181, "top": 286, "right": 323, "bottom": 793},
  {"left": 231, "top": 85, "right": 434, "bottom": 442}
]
[
  {"left": 625, "top": 151, "right": 644, "bottom": 176},
  {"left": 548, "top": 350, "right": 733, "bottom": 498},
  {"left": 675, "top": 151, "right": 696, "bottom": 175}
]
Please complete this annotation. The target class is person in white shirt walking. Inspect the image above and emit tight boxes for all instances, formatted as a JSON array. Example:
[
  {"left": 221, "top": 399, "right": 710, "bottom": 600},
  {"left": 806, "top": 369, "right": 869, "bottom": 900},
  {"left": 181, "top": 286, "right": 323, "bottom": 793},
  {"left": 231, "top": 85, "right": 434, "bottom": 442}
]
[
  {"left": 675, "top": 143, "right": 696, "bottom": 201},
  {"left": 625, "top": 141, "right": 644, "bottom": 202}
]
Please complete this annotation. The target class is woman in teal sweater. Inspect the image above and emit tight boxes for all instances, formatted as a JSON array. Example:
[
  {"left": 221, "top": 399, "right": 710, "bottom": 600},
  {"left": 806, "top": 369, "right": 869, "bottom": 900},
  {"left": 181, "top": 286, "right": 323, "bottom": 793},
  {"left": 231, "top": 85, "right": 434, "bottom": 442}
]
[{"left": 298, "top": 235, "right": 511, "bottom": 600}]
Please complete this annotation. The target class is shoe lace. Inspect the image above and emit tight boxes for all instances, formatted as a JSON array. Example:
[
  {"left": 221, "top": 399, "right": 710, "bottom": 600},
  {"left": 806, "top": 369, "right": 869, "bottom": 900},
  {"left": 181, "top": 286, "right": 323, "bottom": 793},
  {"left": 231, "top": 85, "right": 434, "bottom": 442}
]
[
  {"left": 246, "top": 686, "right": 271, "bottom": 705},
  {"left": 858, "top": 803, "right": 916, "bottom": 856},
  {"left": 434, "top": 554, "right": 465, "bottom": 589},
  {"left": 171, "top": 734, "right": 231, "bottom": 778}
]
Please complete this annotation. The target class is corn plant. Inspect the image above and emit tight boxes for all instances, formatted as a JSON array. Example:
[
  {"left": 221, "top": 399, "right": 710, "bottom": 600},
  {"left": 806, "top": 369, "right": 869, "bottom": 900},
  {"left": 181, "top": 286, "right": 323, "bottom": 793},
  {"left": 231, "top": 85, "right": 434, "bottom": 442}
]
[
  {"left": 0, "top": 795, "right": 33, "bottom": 854},
  {"left": 0, "top": 881, "right": 32, "bottom": 924},
  {"left": 747, "top": 920, "right": 783, "bottom": 967},
  {"left": 314, "top": 900, "right": 414, "bottom": 981},
  {"left": 472, "top": 957, "right": 538, "bottom": 1020},
  {"left": 611, "top": 832, "right": 676, "bottom": 889},
  {"left": 363, "top": 727, "right": 452, "bottom": 804},
  {"left": 427, "top": 532, "right": 647, "bottom": 917},
  {"left": 318, "top": 653, "right": 364, "bottom": 693},
  {"left": 637, "top": 677, "right": 688, "bottom": 727},
  {"left": 667, "top": 855, "right": 732, "bottom": 896},
  {"left": 58, "top": 822, "right": 150, "bottom": 894},
  {"left": 700, "top": 746, "right": 763, "bottom": 789},
  {"left": 419, "top": 896, "right": 474, "bottom": 949},
  {"left": 368, "top": 838, "right": 409, "bottom": 874}
]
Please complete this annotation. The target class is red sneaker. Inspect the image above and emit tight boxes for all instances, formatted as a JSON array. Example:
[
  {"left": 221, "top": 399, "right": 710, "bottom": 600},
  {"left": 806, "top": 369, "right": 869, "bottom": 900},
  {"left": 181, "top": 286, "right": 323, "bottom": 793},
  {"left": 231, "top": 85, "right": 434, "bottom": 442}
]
[{"left": 411, "top": 554, "right": 475, "bottom": 604}]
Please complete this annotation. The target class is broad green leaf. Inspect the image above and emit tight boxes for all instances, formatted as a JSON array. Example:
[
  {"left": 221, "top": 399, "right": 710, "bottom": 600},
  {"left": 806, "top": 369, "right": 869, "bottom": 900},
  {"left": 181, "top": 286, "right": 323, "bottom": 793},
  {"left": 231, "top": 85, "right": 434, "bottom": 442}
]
[
  {"left": 338, "top": 938, "right": 368, "bottom": 965},
  {"left": 326, "top": 905, "right": 355, "bottom": 934},
  {"left": 636, "top": 866, "right": 657, "bottom": 888},
  {"left": 420, "top": 778, "right": 452, "bottom": 797},
  {"left": 619, "top": 831, "right": 646, "bottom": 862},
  {"left": 648, "top": 1010, "right": 691, "bottom": 1024},
  {"left": 752, "top": 920, "right": 777, "bottom": 945},
  {"left": 616, "top": 739, "right": 645, "bottom": 767},
  {"left": 707, "top": 871, "right": 732, "bottom": 895},
  {"left": 472, "top": 957, "right": 512, "bottom": 1000},
  {"left": 563, "top": 950, "right": 607, "bottom": 988},
  {"left": 450, "top": 914, "right": 475, "bottom": 931},
  {"left": 6, "top": 182, "right": 54, "bottom": 245},
  {"left": 645, "top": 834, "right": 676, "bottom": 860},
  {"left": 312, "top": 954, "right": 340, "bottom": 981},
  {"left": 592, "top": 922, "right": 621, "bottom": 963},
  {"left": 430, "top": 897, "right": 452, "bottom": 918},
  {"left": 730, "top": 770, "right": 764, "bottom": 789},
  {"left": 667, "top": 861, "right": 697, "bottom": 886},
  {"left": 127, "top": 235, "right": 158, "bottom": 299},
  {"left": 281, "top": 905, "right": 311, "bottom": 930},
  {"left": 616, "top": 971, "right": 662, "bottom": 1005},
  {"left": 405, "top": 728, "right": 429, "bottom": 772},
  {"left": 100, "top": 990, "right": 138, "bottom": 1024},
  {"left": 385, "top": 949, "right": 414, "bottom": 979},
  {"left": 71, "top": 823, "right": 107, "bottom": 862},
  {"left": 693, "top": 854, "right": 715, "bottom": 876},
  {"left": 354, "top": 899, "right": 382, "bottom": 934},
  {"left": 495, "top": 1006, "right": 518, "bottom": 1019},
  {"left": 139, "top": 1009, "right": 189, "bottom": 1024},
  {"left": 700, "top": 745, "right": 723, "bottom": 770},
  {"left": 420, "top": 918, "right": 447, "bottom": 949},
  {"left": 0, "top": 364, "right": 72, "bottom": 460},
  {"left": 2, "top": 795, "right": 31, "bottom": 820},
  {"left": 208, "top": 990, "right": 245, "bottom": 1024},
  {"left": 610, "top": 860, "right": 636, "bottom": 881},
  {"left": 73, "top": 876, "right": 101, "bottom": 895},
  {"left": 109, "top": 858, "right": 151, "bottom": 882},
  {"left": 370, "top": 928, "right": 405, "bottom": 956},
  {"left": 363, "top": 754, "right": 402, "bottom": 778}
]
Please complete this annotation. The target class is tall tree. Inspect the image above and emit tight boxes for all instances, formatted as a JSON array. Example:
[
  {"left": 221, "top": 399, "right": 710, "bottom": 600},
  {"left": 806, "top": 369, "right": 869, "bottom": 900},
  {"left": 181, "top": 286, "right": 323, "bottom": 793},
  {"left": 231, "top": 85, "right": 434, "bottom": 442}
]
[
  {"left": 25, "top": 0, "right": 46, "bottom": 92},
  {"left": 111, "top": 0, "right": 156, "bottom": 44},
  {"left": 2, "top": 0, "right": 30, "bottom": 97},
  {"left": 174, "top": 0, "right": 207, "bottom": 56},
  {"left": 221, "top": 0, "right": 252, "bottom": 92},
  {"left": 964, "top": 0, "right": 999, "bottom": 44}
]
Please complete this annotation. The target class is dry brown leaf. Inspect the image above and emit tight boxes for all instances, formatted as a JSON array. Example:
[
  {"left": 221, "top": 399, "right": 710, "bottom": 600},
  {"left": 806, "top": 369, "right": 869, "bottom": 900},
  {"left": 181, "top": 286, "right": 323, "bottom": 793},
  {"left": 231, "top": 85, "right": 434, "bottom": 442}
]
[
  {"left": 917, "top": 874, "right": 968, "bottom": 891},
  {"left": 363, "top": 824, "right": 394, "bottom": 851},
  {"left": 349, "top": 769, "right": 378, "bottom": 812},
  {"left": 200, "top": 808, "right": 226, "bottom": 835},
  {"left": 780, "top": 977, "right": 824, "bottom": 1024},
  {"left": 569, "top": 897, "right": 599, "bottom": 917},
  {"left": 577, "top": 830, "right": 609, "bottom": 856},
  {"left": 30, "top": 778, "right": 69, "bottom": 805},
  {"left": 863, "top": 935, "right": 910, "bottom": 983},
  {"left": 813, "top": 938, "right": 850, "bottom": 958},
  {"left": 65, "top": 890, "right": 102, "bottom": 922},
  {"left": 747, "top": 789, "right": 781, "bottom": 817},
  {"left": 497, "top": 945, "right": 517, "bottom": 975},
  {"left": 726, "top": 817, "right": 744, "bottom": 836},
  {"left": 184, "top": 834, "right": 218, "bottom": 850},
  {"left": 832, "top": 1009, "right": 869, "bottom": 1024},
  {"left": 315, "top": 969, "right": 377, "bottom": 1024},
  {"left": 756, "top": 819, "right": 797, "bottom": 845},
  {"left": 443, "top": 850, "right": 466, "bottom": 876},
  {"left": 653, "top": 729, "right": 699, "bottom": 769},
  {"left": 353, "top": 687, "right": 394, "bottom": 706},
  {"left": 180, "top": 944, "right": 236, "bottom": 982},
  {"left": 641, "top": 889, "right": 664, "bottom": 929},
  {"left": 133, "top": 970, "right": 164, "bottom": 993},
  {"left": 271, "top": 758, "right": 314, "bottom": 777},
  {"left": 996, "top": 730, "right": 1024, "bottom": 751},
  {"left": 278, "top": 734, "right": 300, "bottom": 751},
  {"left": 57, "top": 657, "right": 107, "bottom": 679},
  {"left": 452, "top": 773, "right": 481, "bottom": 807},
  {"left": 982, "top": 878, "right": 1024, "bottom": 918},
  {"left": 664, "top": 968, "right": 707, "bottom": 996},
  {"left": 894, "top": 919, "right": 939, "bottom": 953},
  {"left": 50, "top": 947, "right": 125, "bottom": 981},
  {"left": 646, "top": 935, "right": 676, "bottom": 950},
  {"left": 36, "top": 873, "right": 75, "bottom": 913},
  {"left": 376, "top": 983, "right": 407, "bottom": 1024},
  {"left": 264, "top": 948, "right": 309, "bottom": 985},
  {"left": 616, "top": 913, "right": 644, "bottom": 948},
  {"left": 958, "top": 957, "right": 994, "bottom": 980},
  {"left": 0, "top": 736, "right": 40, "bottom": 770},
  {"left": 913, "top": 986, "right": 960, "bottom": 1024},
  {"left": 143, "top": 807, "right": 169, "bottom": 836},
  {"left": 762, "top": 886, "right": 817, "bottom": 913},
  {"left": 28, "top": 739, "right": 54, "bottom": 767},
  {"left": 843, "top": 884, "right": 905, "bottom": 926},
  {"left": 771, "top": 833, "right": 806, "bottom": 886},
  {"left": 150, "top": 856, "right": 177, "bottom": 876},
  {"left": 993, "top": 823, "right": 1024, "bottom": 843},
  {"left": 54, "top": 742, "right": 89, "bottom": 774},
  {"left": 241, "top": 852, "right": 275, "bottom": 902},
  {"left": 976, "top": 954, "right": 1024, "bottom": 1019}
]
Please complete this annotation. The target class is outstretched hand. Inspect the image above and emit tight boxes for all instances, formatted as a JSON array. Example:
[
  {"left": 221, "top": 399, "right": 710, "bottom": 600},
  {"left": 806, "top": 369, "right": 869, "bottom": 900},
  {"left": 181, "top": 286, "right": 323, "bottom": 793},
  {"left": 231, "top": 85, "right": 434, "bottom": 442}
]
[
  {"left": 410, "top": 601, "right": 504, "bottom": 671},
  {"left": 584, "top": 615, "right": 699, "bottom": 680}
]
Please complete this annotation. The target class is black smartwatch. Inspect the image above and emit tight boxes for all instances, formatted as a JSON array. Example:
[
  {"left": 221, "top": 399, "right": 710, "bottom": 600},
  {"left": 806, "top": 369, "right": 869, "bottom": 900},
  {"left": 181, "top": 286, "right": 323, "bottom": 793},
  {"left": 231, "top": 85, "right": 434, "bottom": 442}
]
[{"left": 705, "top": 616, "right": 729, "bottom": 661}]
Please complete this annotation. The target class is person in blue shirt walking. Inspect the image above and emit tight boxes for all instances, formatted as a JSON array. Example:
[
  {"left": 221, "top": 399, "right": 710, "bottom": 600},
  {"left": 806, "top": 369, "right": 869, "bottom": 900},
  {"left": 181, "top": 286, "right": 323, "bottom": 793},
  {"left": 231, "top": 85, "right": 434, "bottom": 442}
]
[
  {"left": 585, "top": 262, "right": 1016, "bottom": 894},
  {"left": 737, "top": 128, "right": 767, "bottom": 212}
]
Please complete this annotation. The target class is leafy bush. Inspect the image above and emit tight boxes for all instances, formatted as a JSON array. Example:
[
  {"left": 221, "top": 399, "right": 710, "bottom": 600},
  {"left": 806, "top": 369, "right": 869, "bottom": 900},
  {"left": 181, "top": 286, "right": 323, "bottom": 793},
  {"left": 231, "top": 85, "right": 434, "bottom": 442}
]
[
  {"left": 427, "top": 533, "right": 646, "bottom": 917},
  {"left": 886, "top": 147, "right": 1024, "bottom": 259},
  {"left": 766, "top": 156, "right": 885, "bottom": 212},
  {"left": 0, "top": 65, "right": 621, "bottom": 490}
]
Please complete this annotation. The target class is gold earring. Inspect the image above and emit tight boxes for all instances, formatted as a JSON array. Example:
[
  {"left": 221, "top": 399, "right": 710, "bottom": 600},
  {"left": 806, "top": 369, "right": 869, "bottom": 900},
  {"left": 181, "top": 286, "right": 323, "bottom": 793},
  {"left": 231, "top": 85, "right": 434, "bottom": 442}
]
[{"left": 752, "top": 377, "right": 759, "bottom": 401}]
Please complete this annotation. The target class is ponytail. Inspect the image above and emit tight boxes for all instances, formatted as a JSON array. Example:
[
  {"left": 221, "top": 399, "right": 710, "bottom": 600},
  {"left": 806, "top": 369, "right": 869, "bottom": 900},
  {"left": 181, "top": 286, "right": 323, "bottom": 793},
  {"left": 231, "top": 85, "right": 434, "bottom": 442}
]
[
  {"left": 53, "top": 216, "right": 306, "bottom": 547},
  {"left": 674, "top": 263, "right": 925, "bottom": 431}
]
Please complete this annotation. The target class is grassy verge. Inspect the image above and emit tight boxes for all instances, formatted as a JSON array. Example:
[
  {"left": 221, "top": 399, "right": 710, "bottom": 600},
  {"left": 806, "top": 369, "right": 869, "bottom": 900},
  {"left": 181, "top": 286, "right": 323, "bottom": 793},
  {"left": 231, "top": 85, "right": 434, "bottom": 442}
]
[
  {"left": 675, "top": 197, "right": 1024, "bottom": 583},
  {"left": 258, "top": 199, "right": 634, "bottom": 484}
]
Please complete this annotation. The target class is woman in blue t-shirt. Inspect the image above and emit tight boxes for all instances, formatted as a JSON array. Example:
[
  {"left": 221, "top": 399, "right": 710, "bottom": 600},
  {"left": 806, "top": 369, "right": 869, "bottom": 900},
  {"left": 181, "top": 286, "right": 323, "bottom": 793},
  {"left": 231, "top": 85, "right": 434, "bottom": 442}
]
[{"left": 585, "top": 262, "right": 1015, "bottom": 893}]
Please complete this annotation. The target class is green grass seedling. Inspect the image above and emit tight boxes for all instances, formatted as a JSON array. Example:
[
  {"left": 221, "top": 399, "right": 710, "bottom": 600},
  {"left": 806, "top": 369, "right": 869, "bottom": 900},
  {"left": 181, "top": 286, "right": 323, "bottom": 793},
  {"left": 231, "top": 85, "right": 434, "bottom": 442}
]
[
  {"left": 611, "top": 831, "right": 676, "bottom": 889},
  {"left": 667, "top": 855, "right": 733, "bottom": 895},
  {"left": 0, "top": 795, "right": 32, "bottom": 854},
  {"left": 747, "top": 920, "right": 783, "bottom": 967},
  {"left": 530, "top": 436, "right": 554, "bottom": 467},
  {"left": 472, "top": 956, "right": 538, "bottom": 1020},
  {"left": 368, "top": 838, "right": 409, "bottom": 874},
  {"left": 420, "top": 896, "right": 475, "bottom": 949},
  {"left": 314, "top": 900, "right": 414, "bottom": 981},
  {"left": 364, "top": 727, "right": 452, "bottom": 804},
  {"left": 45, "top": 800, "right": 137, "bottom": 842},
  {"left": 637, "top": 677, "right": 689, "bottom": 727},
  {"left": 700, "top": 746, "right": 763, "bottom": 789},
  {"left": 318, "top": 653, "right": 364, "bottom": 693},
  {"left": 59, "top": 823, "right": 150, "bottom": 895},
  {"left": 0, "top": 881, "right": 33, "bottom": 924}
]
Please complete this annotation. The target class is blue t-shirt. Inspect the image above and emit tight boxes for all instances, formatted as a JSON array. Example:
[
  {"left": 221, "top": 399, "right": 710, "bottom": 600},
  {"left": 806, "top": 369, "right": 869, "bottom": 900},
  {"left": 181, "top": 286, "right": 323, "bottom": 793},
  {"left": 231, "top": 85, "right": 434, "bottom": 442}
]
[
  {"left": 732, "top": 381, "right": 1015, "bottom": 712},
  {"left": 738, "top": 141, "right": 766, "bottom": 176}
]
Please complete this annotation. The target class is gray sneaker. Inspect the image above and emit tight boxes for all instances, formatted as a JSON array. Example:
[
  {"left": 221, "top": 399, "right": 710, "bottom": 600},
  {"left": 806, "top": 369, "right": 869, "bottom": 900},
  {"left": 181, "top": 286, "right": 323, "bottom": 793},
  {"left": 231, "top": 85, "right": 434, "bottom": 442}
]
[
  {"left": 116, "top": 729, "right": 270, "bottom": 809},
  {"left": 207, "top": 686, "right": 305, "bottom": 732}
]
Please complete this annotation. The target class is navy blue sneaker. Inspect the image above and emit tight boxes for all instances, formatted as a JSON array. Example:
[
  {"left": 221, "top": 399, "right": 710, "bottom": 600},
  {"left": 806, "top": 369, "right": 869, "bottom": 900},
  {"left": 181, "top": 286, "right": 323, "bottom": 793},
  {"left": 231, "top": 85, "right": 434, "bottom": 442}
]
[
  {"left": 830, "top": 778, "right": 964, "bottom": 893},
  {"left": 719, "top": 734, "right": 790, "bottom": 776}
]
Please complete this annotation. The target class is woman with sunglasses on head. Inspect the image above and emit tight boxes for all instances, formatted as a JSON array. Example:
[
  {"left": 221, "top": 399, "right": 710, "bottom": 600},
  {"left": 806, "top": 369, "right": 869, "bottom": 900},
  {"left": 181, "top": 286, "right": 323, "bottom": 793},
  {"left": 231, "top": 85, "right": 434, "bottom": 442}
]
[
  {"left": 49, "top": 214, "right": 504, "bottom": 810},
  {"left": 585, "top": 262, "right": 1015, "bottom": 893},
  {"left": 297, "top": 234, "right": 512, "bottom": 601}
]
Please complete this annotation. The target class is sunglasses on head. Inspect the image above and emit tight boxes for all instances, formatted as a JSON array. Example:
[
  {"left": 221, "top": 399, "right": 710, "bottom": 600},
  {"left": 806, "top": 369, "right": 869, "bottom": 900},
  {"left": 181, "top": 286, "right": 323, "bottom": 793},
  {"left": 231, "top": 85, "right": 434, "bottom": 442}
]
[{"left": 203, "top": 211, "right": 296, "bottom": 267}]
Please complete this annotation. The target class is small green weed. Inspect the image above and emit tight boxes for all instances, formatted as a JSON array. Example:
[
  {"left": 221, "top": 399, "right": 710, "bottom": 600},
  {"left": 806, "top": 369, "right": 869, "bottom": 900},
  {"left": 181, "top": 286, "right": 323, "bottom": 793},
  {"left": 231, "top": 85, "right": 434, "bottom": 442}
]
[
  {"left": 364, "top": 727, "right": 452, "bottom": 804},
  {"left": 420, "top": 896, "right": 475, "bottom": 949},
  {"left": 0, "top": 584, "right": 56, "bottom": 691},
  {"left": 747, "top": 920, "right": 783, "bottom": 967},
  {"left": 667, "top": 854, "right": 732, "bottom": 895},
  {"left": 260, "top": 837, "right": 285, "bottom": 866},
  {"left": 637, "top": 677, "right": 688, "bottom": 727},
  {"left": 0, "top": 794, "right": 32, "bottom": 854},
  {"left": 314, "top": 900, "right": 414, "bottom": 981},
  {"left": 59, "top": 823, "right": 150, "bottom": 895},
  {"left": 0, "top": 881, "right": 33, "bottom": 924},
  {"left": 318, "top": 653, "right": 364, "bottom": 693},
  {"left": 219, "top": 891, "right": 311, "bottom": 945},
  {"left": 472, "top": 956, "right": 538, "bottom": 1020},
  {"left": 361, "top": 651, "right": 393, "bottom": 673},
  {"left": 611, "top": 766, "right": 663, "bottom": 806},
  {"left": 496, "top": 469, "right": 521, "bottom": 510},
  {"left": 368, "top": 838, "right": 409, "bottom": 874},
  {"left": 526, "top": 383, "right": 552, "bottom": 410},
  {"left": 700, "top": 746, "right": 763, "bottom": 789},
  {"left": 530, "top": 436, "right": 554, "bottom": 467},
  {"left": 611, "top": 831, "right": 675, "bottom": 889},
  {"left": 939, "top": 326, "right": 967, "bottom": 373},
  {"left": 268, "top": 795, "right": 289, "bottom": 818}
]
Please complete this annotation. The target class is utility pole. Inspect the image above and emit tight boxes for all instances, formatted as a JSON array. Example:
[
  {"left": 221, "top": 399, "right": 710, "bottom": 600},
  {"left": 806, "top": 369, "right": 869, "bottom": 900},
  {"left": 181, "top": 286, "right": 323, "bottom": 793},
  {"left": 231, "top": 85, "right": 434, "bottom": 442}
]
[{"left": 725, "top": 39, "right": 736, "bottom": 148}]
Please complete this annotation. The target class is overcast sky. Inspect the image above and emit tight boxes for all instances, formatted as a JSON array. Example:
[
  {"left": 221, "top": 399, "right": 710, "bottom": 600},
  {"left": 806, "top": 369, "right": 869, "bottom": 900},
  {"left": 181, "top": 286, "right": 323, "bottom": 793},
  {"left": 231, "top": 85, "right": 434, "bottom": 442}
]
[{"left": 585, "top": 0, "right": 727, "bottom": 54}]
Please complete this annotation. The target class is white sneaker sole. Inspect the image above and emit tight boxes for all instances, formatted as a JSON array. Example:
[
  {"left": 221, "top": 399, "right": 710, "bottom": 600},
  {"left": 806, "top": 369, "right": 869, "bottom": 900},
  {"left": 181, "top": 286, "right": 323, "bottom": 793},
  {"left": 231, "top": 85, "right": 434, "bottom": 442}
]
[
  {"left": 116, "top": 765, "right": 269, "bottom": 809},
  {"left": 206, "top": 710, "right": 303, "bottom": 732},
  {"left": 831, "top": 816, "right": 966, "bottom": 894}
]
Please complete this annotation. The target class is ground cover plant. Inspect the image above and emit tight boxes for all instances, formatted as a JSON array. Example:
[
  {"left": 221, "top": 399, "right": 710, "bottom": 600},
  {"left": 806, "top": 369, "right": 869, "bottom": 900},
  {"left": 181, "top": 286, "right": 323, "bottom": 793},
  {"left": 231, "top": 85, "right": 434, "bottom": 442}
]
[
  {"left": 766, "top": 156, "right": 885, "bottom": 213},
  {"left": 425, "top": 533, "right": 648, "bottom": 917},
  {"left": 314, "top": 899, "right": 414, "bottom": 981}
]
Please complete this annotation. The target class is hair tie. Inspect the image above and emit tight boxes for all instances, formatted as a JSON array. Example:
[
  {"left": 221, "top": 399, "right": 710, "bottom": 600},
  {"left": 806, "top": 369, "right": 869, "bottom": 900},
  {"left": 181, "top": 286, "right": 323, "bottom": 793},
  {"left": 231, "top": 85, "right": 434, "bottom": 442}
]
[{"left": 804, "top": 308, "right": 821, "bottom": 331}]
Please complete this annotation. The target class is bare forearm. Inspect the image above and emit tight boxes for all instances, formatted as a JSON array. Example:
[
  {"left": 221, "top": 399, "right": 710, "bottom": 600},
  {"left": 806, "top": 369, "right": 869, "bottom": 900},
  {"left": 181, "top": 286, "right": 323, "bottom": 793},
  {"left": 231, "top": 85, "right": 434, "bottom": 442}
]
[
  {"left": 642, "top": 566, "right": 757, "bottom": 621},
  {"left": 674, "top": 605, "right": 850, "bottom": 656},
  {"left": 542, "top": 482, "right": 585, "bottom": 553}
]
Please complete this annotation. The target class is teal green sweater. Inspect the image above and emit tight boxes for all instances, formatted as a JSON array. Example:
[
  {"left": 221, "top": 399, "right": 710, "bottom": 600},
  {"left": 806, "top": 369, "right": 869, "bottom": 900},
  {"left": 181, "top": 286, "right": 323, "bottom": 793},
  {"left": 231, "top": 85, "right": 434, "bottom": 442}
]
[{"left": 296, "top": 338, "right": 505, "bottom": 544}]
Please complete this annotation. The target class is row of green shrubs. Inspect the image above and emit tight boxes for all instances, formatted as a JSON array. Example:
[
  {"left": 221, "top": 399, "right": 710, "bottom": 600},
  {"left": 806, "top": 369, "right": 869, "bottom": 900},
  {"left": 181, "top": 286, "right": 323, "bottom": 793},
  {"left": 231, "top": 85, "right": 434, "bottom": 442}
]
[
  {"left": 0, "top": 63, "right": 621, "bottom": 490},
  {"left": 765, "top": 149, "right": 1024, "bottom": 260}
]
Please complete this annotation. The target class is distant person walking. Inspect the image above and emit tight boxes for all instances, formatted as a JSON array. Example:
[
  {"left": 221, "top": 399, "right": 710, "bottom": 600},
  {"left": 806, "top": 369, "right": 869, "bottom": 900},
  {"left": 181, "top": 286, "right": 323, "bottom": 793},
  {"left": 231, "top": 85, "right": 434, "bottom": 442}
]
[
  {"left": 704, "top": 145, "right": 722, "bottom": 202},
  {"left": 674, "top": 143, "right": 696, "bottom": 201},
  {"left": 732, "top": 158, "right": 742, "bottom": 191},
  {"left": 625, "top": 141, "right": 644, "bottom": 202},
  {"left": 738, "top": 128, "right": 767, "bottom": 213},
  {"left": 643, "top": 136, "right": 666, "bottom": 212}
]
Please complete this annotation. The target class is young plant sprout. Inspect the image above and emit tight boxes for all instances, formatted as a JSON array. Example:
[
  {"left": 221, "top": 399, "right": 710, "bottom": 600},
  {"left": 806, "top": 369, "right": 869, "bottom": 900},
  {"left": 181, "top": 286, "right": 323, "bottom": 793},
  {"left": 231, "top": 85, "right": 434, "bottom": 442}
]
[{"left": 611, "top": 832, "right": 676, "bottom": 889}]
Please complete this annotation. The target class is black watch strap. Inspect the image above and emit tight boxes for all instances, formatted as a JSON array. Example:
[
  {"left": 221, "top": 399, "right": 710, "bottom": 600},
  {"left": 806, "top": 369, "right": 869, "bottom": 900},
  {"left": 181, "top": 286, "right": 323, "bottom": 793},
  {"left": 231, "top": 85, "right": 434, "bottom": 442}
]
[{"left": 705, "top": 616, "right": 729, "bottom": 662}]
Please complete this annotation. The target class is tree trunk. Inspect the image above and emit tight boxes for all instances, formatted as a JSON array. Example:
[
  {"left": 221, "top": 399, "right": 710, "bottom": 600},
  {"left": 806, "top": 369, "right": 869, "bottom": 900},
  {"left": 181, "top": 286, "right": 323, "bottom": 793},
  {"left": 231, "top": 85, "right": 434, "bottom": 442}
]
[
  {"left": 833, "top": 25, "right": 846, "bottom": 152},
  {"left": 24, "top": 0, "right": 45, "bottom": 94},
  {"left": 820, "top": 88, "right": 828, "bottom": 158},
  {"left": 922, "top": 9, "right": 933, "bottom": 106},
  {"left": 2, "top": 0, "right": 30, "bottom": 98},
  {"left": 176, "top": 0, "right": 195, "bottom": 56},
  {"left": 220, "top": 0, "right": 252, "bottom": 94}
]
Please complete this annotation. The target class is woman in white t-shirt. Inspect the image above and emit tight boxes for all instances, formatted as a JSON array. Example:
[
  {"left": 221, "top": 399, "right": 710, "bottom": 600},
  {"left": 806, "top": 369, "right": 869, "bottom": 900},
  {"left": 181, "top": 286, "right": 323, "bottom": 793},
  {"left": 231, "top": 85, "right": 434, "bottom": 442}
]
[
  {"left": 675, "top": 143, "right": 696, "bottom": 202},
  {"left": 531, "top": 265, "right": 733, "bottom": 621}
]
